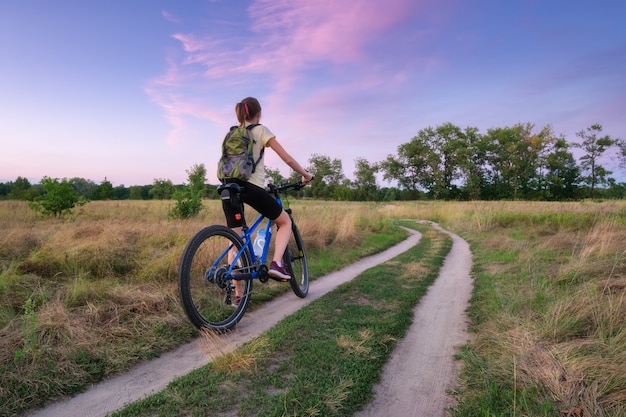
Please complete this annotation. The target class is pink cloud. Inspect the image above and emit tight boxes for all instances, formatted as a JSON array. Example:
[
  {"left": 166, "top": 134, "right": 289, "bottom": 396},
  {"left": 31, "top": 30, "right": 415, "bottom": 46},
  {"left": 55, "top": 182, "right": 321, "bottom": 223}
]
[
  {"left": 144, "top": 79, "right": 227, "bottom": 146},
  {"left": 248, "top": 0, "right": 417, "bottom": 63},
  {"left": 167, "top": 0, "right": 422, "bottom": 83},
  {"left": 148, "top": 0, "right": 429, "bottom": 150}
]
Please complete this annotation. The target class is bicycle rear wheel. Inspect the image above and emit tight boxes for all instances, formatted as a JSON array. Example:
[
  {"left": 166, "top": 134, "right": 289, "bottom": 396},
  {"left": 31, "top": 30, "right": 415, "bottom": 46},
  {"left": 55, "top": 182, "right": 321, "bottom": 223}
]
[
  {"left": 178, "top": 225, "right": 252, "bottom": 332},
  {"left": 284, "top": 220, "right": 309, "bottom": 298}
]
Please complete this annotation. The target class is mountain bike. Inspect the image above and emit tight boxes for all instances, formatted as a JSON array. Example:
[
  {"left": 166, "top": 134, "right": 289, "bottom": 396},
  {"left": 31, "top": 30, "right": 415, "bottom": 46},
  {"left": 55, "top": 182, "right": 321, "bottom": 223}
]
[{"left": 178, "top": 180, "right": 310, "bottom": 332}]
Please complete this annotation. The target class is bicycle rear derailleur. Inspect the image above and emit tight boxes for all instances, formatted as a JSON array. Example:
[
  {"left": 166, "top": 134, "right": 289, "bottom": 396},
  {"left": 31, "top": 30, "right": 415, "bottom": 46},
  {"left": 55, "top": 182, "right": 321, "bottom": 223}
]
[{"left": 207, "top": 266, "right": 230, "bottom": 289}]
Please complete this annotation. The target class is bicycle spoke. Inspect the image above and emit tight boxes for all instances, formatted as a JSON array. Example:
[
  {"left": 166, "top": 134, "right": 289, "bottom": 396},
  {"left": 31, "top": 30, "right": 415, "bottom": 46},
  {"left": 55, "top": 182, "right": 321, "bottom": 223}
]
[{"left": 179, "top": 225, "right": 252, "bottom": 331}]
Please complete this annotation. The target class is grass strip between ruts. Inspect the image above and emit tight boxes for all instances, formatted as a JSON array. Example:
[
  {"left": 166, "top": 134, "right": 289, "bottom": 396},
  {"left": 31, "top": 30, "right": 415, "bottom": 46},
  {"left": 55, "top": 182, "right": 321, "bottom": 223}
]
[{"left": 112, "top": 222, "right": 451, "bottom": 417}]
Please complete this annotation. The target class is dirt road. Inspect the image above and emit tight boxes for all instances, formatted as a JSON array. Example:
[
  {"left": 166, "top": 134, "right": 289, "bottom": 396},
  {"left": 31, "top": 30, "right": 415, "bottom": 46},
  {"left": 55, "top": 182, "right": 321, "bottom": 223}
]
[
  {"left": 355, "top": 223, "right": 473, "bottom": 416},
  {"left": 26, "top": 223, "right": 472, "bottom": 417}
]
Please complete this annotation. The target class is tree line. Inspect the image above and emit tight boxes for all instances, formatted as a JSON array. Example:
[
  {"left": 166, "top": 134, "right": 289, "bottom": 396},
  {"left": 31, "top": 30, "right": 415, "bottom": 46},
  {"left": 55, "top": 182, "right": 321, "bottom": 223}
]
[
  {"left": 378, "top": 122, "right": 625, "bottom": 201},
  {"left": 2, "top": 122, "right": 625, "bottom": 207}
]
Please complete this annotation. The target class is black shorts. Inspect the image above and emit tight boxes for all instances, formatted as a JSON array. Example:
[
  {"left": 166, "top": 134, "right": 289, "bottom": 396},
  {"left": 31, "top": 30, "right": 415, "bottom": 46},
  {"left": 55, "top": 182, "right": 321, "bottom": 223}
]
[{"left": 221, "top": 179, "right": 283, "bottom": 228}]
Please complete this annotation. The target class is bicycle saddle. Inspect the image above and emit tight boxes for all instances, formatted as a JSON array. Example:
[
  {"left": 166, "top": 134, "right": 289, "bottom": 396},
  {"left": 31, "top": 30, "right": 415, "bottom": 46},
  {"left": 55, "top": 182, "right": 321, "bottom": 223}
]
[{"left": 217, "top": 182, "right": 243, "bottom": 195}]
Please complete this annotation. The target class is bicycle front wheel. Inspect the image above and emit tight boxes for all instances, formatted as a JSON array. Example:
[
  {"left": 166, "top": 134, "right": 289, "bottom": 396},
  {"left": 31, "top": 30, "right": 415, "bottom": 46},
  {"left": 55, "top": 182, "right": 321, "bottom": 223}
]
[
  {"left": 284, "top": 221, "right": 309, "bottom": 298},
  {"left": 178, "top": 225, "right": 252, "bottom": 332}
]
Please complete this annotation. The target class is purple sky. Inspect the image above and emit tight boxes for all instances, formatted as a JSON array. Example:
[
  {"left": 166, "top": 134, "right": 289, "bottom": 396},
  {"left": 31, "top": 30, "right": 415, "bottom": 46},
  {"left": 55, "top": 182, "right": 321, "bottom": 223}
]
[{"left": 1, "top": 0, "right": 625, "bottom": 186}]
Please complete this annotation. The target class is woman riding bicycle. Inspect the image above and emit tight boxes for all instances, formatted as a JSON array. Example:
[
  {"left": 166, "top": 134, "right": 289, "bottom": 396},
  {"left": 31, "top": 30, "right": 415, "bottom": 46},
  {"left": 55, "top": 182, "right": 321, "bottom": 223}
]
[{"left": 221, "top": 97, "right": 313, "bottom": 305}]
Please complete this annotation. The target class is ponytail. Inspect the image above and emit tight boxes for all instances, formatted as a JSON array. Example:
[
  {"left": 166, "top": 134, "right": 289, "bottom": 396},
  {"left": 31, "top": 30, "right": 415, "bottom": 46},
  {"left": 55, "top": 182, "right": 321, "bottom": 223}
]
[{"left": 235, "top": 97, "right": 261, "bottom": 126}]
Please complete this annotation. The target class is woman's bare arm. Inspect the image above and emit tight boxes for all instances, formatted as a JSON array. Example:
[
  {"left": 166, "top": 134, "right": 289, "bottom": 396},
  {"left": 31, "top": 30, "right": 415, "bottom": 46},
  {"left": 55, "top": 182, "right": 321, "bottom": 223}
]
[{"left": 267, "top": 137, "right": 313, "bottom": 183}]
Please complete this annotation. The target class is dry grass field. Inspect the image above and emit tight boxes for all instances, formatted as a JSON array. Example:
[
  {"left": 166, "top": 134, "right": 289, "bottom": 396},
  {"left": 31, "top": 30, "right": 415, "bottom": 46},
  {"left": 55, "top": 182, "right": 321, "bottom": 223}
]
[
  {"left": 1, "top": 198, "right": 625, "bottom": 416},
  {"left": 387, "top": 200, "right": 626, "bottom": 416},
  {"left": 0, "top": 199, "right": 391, "bottom": 414}
]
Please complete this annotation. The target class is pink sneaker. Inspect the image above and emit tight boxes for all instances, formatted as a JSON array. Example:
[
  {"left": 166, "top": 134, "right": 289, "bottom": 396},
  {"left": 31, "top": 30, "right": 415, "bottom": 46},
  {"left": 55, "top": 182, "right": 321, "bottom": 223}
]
[{"left": 268, "top": 261, "right": 291, "bottom": 281}]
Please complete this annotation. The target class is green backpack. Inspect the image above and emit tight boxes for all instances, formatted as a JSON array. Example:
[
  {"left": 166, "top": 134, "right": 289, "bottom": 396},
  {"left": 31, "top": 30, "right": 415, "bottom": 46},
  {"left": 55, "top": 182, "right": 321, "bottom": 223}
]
[{"left": 216, "top": 123, "right": 264, "bottom": 181}]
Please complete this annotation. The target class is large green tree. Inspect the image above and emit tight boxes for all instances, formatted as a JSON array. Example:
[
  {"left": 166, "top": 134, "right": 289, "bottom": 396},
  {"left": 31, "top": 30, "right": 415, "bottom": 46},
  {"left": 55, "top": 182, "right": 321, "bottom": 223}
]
[
  {"left": 427, "top": 123, "right": 467, "bottom": 199},
  {"left": 379, "top": 133, "right": 430, "bottom": 195},
  {"left": 68, "top": 177, "right": 97, "bottom": 199},
  {"left": 129, "top": 186, "right": 143, "bottom": 200},
  {"left": 150, "top": 178, "right": 175, "bottom": 200},
  {"left": 7, "top": 177, "right": 38, "bottom": 200},
  {"left": 483, "top": 123, "right": 554, "bottom": 200},
  {"left": 458, "top": 127, "right": 487, "bottom": 200},
  {"left": 92, "top": 178, "right": 115, "bottom": 200},
  {"left": 353, "top": 157, "right": 378, "bottom": 201},
  {"left": 380, "top": 123, "right": 470, "bottom": 199},
  {"left": 306, "top": 154, "right": 345, "bottom": 199},
  {"left": 543, "top": 137, "right": 580, "bottom": 200},
  {"left": 574, "top": 124, "right": 620, "bottom": 198}
]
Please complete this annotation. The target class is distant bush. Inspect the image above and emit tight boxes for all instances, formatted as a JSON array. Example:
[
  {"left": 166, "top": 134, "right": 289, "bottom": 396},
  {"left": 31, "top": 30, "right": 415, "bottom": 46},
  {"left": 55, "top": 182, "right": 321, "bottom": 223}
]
[
  {"left": 168, "top": 194, "right": 203, "bottom": 219},
  {"left": 29, "top": 177, "right": 86, "bottom": 217},
  {"left": 168, "top": 164, "right": 206, "bottom": 219}
]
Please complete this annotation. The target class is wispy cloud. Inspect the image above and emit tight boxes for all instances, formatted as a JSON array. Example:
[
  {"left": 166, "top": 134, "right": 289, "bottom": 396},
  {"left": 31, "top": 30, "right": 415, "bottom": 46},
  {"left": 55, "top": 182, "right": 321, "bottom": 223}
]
[
  {"left": 248, "top": 0, "right": 415, "bottom": 64},
  {"left": 146, "top": 0, "right": 425, "bottom": 145}
]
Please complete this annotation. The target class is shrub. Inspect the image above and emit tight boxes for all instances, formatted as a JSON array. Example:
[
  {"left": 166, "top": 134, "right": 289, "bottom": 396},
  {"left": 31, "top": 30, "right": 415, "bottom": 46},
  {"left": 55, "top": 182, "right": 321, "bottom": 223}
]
[
  {"left": 29, "top": 177, "right": 86, "bottom": 217},
  {"left": 168, "top": 164, "right": 206, "bottom": 219},
  {"left": 168, "top": 194, "right": 203, "bottom": 219}
]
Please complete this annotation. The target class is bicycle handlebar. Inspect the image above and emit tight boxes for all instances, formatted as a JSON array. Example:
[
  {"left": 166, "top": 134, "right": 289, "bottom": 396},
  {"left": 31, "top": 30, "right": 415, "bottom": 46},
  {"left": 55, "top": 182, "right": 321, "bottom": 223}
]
[{"left": 267, "top": 176, "right": 314, "bottom": 195}]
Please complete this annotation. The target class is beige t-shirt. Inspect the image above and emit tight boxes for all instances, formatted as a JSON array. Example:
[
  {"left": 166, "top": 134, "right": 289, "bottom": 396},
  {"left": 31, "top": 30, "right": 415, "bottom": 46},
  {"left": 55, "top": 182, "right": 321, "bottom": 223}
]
[{"left": 245, "top": 122, "right": 275, "bottom": 188}]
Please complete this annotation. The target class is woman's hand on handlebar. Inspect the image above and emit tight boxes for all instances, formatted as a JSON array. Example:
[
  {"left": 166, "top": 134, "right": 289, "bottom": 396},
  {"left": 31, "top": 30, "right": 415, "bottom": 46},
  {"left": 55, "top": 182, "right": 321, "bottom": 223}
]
[{"left": 302, "top": 172, "right": 314, "bottom": 185}]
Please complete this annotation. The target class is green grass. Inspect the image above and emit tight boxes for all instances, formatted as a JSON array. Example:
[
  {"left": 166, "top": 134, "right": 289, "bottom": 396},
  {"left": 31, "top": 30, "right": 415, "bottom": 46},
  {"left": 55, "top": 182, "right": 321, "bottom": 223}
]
[
  {"left": 448, "top": 210, "right": 626, "bottom": 417},
  {"left": 112, "top": 223, "right": 451, "bottom": 416},
  {"left": 0, "top": 210, "right": 406, "bottom": 417},
  {"left": 4, "top": 200, "right": 626, "bottom": 416},
  {"left": 249, "top": 222, "right": 407, "bottom": 307}
]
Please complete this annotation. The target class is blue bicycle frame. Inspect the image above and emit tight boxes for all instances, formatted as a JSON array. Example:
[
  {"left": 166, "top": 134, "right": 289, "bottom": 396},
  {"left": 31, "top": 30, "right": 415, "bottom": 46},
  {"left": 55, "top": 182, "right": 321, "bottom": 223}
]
[{"left": 218, "top": 191, "right": 287, "bottom": 281}]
